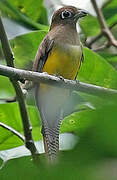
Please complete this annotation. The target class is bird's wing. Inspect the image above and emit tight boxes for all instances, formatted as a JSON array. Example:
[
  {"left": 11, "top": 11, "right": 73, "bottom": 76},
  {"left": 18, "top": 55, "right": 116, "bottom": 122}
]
[
  {"left": 32, "top": 35, "right": 54, "bottom": 72},
  {"left": 33, "top": 36, "right": 60, "bottom": 161},
  {"left": 74, "top": 45, "right": 84, "bottom": 80}
]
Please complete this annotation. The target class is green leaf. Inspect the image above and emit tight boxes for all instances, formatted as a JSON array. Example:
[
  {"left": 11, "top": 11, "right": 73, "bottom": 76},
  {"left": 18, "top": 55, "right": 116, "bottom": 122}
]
[
  {"left": 0, "top": 0, "right": 48, "bottom": 30},
  {"left": 80, "top": 15, "right": 100, "bottom": 37},
  {"left": 0, "top": 103, "right": 41, "bottom": 150},
  {"left": 38, "top": 6, "right": 48, "bottom": 25},
  {"left": 0, "top": 76, "right": 15, "bottom": 98},
  {"left": 107, "top": 14, "right": 117, "bottom": 27},
  {"left": 78, "top": 47, "right": 117, "bottom": 89},
  {"left": 99, "top": 52, "right": 117, "bottom": 63},
  {"left": 8, "top": 0, "right": 45, "bottom": 23},
  {"left": 103, "top": 0, "right": 117, "bottom": 20},
  {"left": 61, "top": 110, "right": 93, "bottom": 134},
  {"left": 10, "top": 30, "right": 47, "bottom": 68}
]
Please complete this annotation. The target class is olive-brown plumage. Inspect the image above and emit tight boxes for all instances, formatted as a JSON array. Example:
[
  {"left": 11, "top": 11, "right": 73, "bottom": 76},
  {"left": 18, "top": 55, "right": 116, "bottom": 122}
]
[{"left": 33, "top": 6, "right": 87, "bottom": 162}]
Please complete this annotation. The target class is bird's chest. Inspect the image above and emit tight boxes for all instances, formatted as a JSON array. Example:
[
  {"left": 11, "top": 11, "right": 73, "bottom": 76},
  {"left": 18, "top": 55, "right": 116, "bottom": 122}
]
[{"left": 42, "top": 44, "right": 82, "bottom": 80}]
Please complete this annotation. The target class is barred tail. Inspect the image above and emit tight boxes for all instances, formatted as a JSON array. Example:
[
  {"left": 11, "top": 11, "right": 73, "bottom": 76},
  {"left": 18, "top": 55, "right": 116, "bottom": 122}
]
[
  {"left": 43, "top": 128, "right": 59, "bottom": 162},
  {"left": 42, "top": 120, "right": 61, "bottom": 163}
]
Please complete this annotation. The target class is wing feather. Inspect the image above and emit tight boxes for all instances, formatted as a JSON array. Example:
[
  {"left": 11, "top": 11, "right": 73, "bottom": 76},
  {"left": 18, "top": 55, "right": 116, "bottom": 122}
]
[{"left": 32, "top": 35, "right": 54, "bottom": 72}]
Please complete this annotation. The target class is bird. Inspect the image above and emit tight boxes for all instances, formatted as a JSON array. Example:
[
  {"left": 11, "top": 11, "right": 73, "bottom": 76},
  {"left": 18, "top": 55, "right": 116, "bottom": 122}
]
[{"left": 32, "top": 6, "right": 87, "bottom": 162}]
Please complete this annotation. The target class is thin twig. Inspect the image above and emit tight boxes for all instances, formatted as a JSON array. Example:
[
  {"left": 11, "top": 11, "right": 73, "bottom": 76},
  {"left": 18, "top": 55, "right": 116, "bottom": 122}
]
[
  {"left": 0, "top": 122, "right": 25, "bottom": 142},
  {"left": 93, "top": 41, "right": 109, "bottom": 52},
  {"left": 91, "top": 0, "right": 117, "bottom": 47},
  {"left": 0, "top": 96, "right": 16, "bottom": 103},
  {"left": 86, "top": 21, "right": 117, "bottom": 48},
  {"left": 0, "top": 15, "right": 39, "bottom": 159},
  {"left": 0, "top": 64, "right": 117, "bottom": 97}
]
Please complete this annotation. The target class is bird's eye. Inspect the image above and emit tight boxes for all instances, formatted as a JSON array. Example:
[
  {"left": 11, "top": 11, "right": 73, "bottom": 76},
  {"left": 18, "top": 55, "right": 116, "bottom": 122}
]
[{"left": 61, "top": 10, "right": 72, "bottom": 19}]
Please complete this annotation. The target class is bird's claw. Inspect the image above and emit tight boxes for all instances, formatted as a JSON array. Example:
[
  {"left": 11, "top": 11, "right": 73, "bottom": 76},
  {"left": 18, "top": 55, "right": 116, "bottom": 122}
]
[
  {"left": 75, "top": 79, "right": 79, "bottom": 84},
  {"left": 19, "top": 78, "right": 25, "bottom": 84},
  {"left": 54, "top": 74, "right": 64, "bottom": 81}
]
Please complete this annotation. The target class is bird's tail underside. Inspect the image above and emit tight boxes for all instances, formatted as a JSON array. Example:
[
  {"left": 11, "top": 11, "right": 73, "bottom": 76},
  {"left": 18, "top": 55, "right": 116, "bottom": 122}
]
[
  {"left": 41, "top": 109, "right": 63, "bottom": 163},
  {"left": 43, "top": 127, "right": 59, "bottom": 162}
]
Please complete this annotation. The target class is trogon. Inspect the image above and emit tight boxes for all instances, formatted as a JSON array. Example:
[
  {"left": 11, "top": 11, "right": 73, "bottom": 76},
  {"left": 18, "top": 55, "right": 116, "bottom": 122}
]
[{"left": 32, "top": 6, "right": 87, "bottom": 162}]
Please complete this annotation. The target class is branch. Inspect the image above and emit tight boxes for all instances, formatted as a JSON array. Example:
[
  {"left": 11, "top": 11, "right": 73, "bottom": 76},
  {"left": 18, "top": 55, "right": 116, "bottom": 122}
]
[
  {"left": 0, "top": 64, "right": 117, "bottom": 97},
  {"left": 0, "top": 15, "right": 39, "bottom": 160},
  {"left": 91, "top": 0, "right": 117, "bottom": 47},
  {"left": 0, "top": 122, "right": 25, "bottom": 142},
  {"left": 86, "top": 21, "right": 117, "bottom": 48}
]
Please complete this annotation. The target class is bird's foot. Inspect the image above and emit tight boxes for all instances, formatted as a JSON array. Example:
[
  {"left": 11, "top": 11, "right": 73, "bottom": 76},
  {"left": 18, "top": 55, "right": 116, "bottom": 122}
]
[
  {"left": 75, "top": 79, "right": 79, "bottom": 84},
  {"left": 19, "top": 78, "right": 25, "bottom": 84},
  {"left": 54, "top": 74, "right": 64, "bottom": 81}
]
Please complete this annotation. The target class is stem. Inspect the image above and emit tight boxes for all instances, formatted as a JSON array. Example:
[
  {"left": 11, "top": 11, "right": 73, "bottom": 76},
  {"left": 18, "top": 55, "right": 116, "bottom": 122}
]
[
  {"left": 0, "top": 15, "right": 39, "bottom": 159},
  {"left": 0, "top": 122, "right": 25, "bottom": 142}
]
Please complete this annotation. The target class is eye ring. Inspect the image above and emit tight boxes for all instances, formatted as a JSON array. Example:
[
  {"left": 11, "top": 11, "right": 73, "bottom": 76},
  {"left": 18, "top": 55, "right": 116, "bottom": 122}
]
[{"left": 61, "top": 10, "right": 72, "bottom": 19}]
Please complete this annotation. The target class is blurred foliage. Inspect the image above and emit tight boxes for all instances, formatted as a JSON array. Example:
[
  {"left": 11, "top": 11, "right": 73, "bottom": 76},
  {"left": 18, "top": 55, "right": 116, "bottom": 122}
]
[
  {"left": 0, "top": 103, "right": 41, "bottom": 150},
  {"left": 79, "top": 48, "right": 117, "bottom": 89},
  {"left": 0, "top": 0, "right": 49, "bottom": 30},
  {"left": 0, "top": 76, "right": 15, "bottom": 97},
  {"left": 80, "top": 15, "right": 100, "bottom": 36},
  {"left": 0, "top": 0, "right": 117, "bottom": 179},
  {"left": 1, "top": 99, "right": 117, "bottom": 180},
  {"left": 11, "top": 31, "right": 47, "bottom": 68},
  {"left": 103, "top": 0, "right": 117, "bottom": 19}
]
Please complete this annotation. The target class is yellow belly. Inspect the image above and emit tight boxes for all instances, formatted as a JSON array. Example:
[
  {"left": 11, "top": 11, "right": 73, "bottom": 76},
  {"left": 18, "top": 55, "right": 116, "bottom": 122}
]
[
  {"left": 43, "top": 46, "right": 82, "bottom": 80},
  {"left": 39, "top": 45, "right": 82, "bottom": 107}
]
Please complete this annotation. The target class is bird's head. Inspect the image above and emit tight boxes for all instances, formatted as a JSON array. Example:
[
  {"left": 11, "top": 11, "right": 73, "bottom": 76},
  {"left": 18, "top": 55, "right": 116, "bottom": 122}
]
[{"left": 50, "top": 6, "right": 88, "bottom": 29}]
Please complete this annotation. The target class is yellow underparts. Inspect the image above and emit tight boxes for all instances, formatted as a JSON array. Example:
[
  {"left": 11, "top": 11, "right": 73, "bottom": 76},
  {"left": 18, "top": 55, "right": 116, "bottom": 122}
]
[
  {"left": 39, "top": 45, "right": 82, "bottom": 106},
  {"left": 43, "top": 45, "right": 82, "bottom": 80}
]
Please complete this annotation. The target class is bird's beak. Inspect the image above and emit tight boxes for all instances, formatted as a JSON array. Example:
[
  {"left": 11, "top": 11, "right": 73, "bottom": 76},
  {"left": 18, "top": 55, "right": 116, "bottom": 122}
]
[
  {"left": 78, "top": 9, "right": 88, "bottom": 17},
  {"left": 75, "top": 9, "right": 88, "bottom": 20}
]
